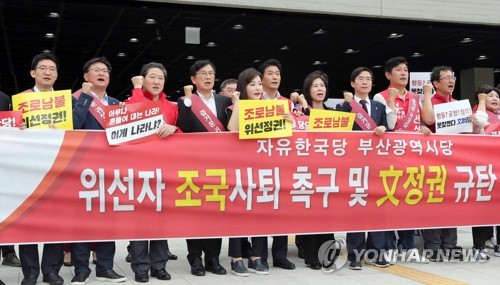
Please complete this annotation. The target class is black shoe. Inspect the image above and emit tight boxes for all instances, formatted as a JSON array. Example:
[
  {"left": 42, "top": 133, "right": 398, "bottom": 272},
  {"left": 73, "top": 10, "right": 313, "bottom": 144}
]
[
  {"left": 191, "top": 257, "right": 206, "bottom": 276},
  {"left": 306, "top": 260, "right": 322, "bottom": 270},
  {"left": 2, "top": 252, "right": 21, "bottom": 267},
  {"left": 166, "top": 249, "right": 178, "bottom": 260},
  {"left": 125, "top": 252, "right": 131, "bottom": 263},
  {"left": 205, "top": 257, "right": 227, "bottom": 275},
  {"left": 71, "top": 273, "right": 89, "bottom": 285},
  {"left": 96, "top": 269, "right": 126, "bottom": 282},
  {"left": 135, "top": 271, "right": 149, "bottom": 283},
  {"left": 43, "top": 273, "right": 64, "bottom": 285},
  {"left": 273, "top": 258, "right": 296, "bottom": 270},
  {"left": 21, "top": 276, "right": 37, "bottom": 285},
  {"left": 230, "top": 260, "right": 249, "bottom": 277},
  {"left": 429, "top": 250, "right": 443, "bottom": 262},
  {"left": 348, "top": 261, "right": 363, "bottom": 270},
  {"left": 248, "top": 259, "right": 269, "bottom": 275},
  {"left": 0, "top": 279, "right": 6, "bottom": 285},
  {"left": 151, "top": 268, "right": 171, "bottom": 280},
  {"left": 261, "top": 259, "right": 269, "bottom": 269},
  {"left": 448, "top": 246, "right": 464, "bottom": 262}
]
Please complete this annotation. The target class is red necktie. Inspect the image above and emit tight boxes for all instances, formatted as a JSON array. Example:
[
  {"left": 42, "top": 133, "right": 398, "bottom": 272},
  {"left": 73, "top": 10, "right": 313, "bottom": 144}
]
[{"left": 360, "top": 99, "right": 368, "bottom": 113}]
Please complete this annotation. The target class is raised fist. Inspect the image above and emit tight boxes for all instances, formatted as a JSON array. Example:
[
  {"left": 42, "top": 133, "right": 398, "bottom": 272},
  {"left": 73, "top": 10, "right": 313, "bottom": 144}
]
[
  {"left": 343, "top": 91, "right": 354, "bottom": 103},
  {"left": 183, "top": 85, "right": 194, "bottom": 99},
  {"left": 82, "top": 82, "right": 93, "bottom": 94},
  {"left": 423, "top": 83, "right": 433, "bottom": 96},
  {"left": 388, "top": 88, "right": 398, "bottom": 101},
  {"left": 131, "top": 76, "right": 144, "bottom": 89}
]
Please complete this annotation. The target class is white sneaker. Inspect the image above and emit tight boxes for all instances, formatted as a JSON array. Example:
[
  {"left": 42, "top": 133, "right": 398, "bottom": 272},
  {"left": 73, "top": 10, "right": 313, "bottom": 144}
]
[
  {"left": 405, "top": 249, "right": 429, "bottom": 263},
  {"left": 473, "top": 248, "right": 490, "bottom": 262},
  {"left": 485, "top": 237, "right": 496, "bottom": 249}
]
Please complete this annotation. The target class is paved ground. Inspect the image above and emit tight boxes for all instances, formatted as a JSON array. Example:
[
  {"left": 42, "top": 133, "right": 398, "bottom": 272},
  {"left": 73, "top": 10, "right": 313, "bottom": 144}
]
[{"left": 1, "top": 227, "right": 499, "bottom": 285}]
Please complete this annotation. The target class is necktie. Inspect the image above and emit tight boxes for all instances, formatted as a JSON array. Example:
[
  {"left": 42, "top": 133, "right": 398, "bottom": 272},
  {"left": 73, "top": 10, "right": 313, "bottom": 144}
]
[{"left": 360, "top": 99, "right": 368, "bottom": 113}]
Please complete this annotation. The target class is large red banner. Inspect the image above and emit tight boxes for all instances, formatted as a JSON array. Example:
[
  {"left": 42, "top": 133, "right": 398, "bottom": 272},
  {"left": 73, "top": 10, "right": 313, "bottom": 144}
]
[{"left": 0, "top": 128, "right": 498, "bottom": 244}]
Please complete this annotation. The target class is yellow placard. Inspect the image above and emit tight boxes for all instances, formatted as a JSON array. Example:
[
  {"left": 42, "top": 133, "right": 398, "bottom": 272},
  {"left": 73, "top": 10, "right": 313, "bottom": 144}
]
[
  {"left": 308, "top": 109, "right": 355, "bottom": 131},
  {"left": 238, "top": 100, "right": 292, "bottom": 139},
  {"left": 12, "top": 89, "right": 73, "bottom": 130}
]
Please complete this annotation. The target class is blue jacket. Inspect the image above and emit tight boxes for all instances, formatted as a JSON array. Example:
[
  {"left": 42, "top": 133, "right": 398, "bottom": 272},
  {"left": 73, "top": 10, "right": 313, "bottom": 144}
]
[{"left": 72, "top": 92, "right": 120, "bottom": 130}]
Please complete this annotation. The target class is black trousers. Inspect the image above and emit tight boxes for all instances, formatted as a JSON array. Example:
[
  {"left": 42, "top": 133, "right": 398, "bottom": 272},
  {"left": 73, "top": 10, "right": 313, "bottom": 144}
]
[
  {"left": 186, "top": 238, "right": 221, "bottom": 265},
  {"left": 228, "top": 237, "right": 265, "bottom": 258},
  {"left": 262, "top": 236, "right": 288, "bottom": 261},
  {"left": 0, "top": 245, "right": 15, "bottom": 257},
  {"left": 72, "top": 241, "right": 115, "bottom": 276},
  {"left": 346, "top": 232, "right": 386, "bottom": 262},
  {"left": 472, "top": 226, "right": 493, "bottom": 249},
  {"left": 130, "top": 240, "right": 167, "bottom": 273},
  {"left": 303, "top": 234, "right": 334, "bottom": 265},
  {"left": 20, "top": 244, "right": 63, "bottom": 278},
  {"left": 423, "top": 228, "right": 457, "bottom": 251}
]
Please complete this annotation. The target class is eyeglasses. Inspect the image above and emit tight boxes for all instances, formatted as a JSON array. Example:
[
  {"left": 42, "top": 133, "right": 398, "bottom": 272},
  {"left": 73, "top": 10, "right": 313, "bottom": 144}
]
[
  {"left": 36, "top": 65, "right": 57, "bottom": 72},
  {"left": 88, "top": 68, "right": 109, "bottom": 74},
  {"left": 356, "top": 77, "right": 373, "bottom": 82},
  {"left": 196, "top": 71, "right": 215, "bottom": 77},
  {"left": 439, "top": 76, "right": 456, "bottom": 81}
]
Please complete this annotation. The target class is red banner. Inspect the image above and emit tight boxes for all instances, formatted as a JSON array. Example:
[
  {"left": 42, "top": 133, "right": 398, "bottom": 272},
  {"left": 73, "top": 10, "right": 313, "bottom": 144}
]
[
  {"left": 0, "top": 111, "right": 23, "bottom": 127},
  {"left": 0, "top": 128, "right": 498, "bottom": 244}
]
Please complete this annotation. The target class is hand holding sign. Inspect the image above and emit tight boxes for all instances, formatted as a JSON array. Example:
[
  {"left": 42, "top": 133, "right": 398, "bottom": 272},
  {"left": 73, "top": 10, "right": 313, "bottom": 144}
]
[
  {"left": 131, "top": 76, "right": 144, "bottom": 89},
  {"left": 183, "top": 85, "right": 194, "bottom": 100},
  {"left": 157, "top": 123, "right": 177, "bottom": 139}
]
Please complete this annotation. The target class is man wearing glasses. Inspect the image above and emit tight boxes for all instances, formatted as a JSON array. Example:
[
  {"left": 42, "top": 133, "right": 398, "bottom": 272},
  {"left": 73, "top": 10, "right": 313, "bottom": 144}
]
[
  {"left": 71, "top": 57, "right": 125, "bottom": 284},
  {"left": 177, "top": 60, "right": 231, "bottom": 276},
  {"left": 422, "top": 66, "right": 461, "bottom": 262},
  {"left": 17, "top": 53, "right": 64, "bottom": 285}
]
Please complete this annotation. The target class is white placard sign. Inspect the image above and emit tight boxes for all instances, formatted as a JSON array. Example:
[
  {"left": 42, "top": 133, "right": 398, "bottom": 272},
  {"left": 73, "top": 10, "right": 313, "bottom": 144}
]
[{"left": 433, "top": 99, "right": 473, "bottom": 134}]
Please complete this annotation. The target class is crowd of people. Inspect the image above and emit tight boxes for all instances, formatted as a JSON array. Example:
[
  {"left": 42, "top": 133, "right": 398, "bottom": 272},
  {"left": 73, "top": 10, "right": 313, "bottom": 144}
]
[{"left": 0, "top": 52, "right": 499, "bottom": 285}]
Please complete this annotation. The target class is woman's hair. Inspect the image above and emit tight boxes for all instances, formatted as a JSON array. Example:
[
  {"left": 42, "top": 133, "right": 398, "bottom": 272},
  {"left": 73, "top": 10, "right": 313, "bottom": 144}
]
[
  {"left": 237, "top": 68, "right": 262, "bottom": 100},
  {"left": 302, "top": 71, "right": 329, "bottom": 105}
]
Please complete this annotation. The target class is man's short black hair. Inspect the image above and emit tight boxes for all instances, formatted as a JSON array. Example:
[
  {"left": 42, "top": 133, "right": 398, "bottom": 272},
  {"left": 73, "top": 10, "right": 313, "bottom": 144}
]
[
  {"left": 189, "top": 60, "right": 216, "bottom": 77},
  {"left": 83, "top": 57, "right": 112, "bottom": 74},
  {"left": 258, "top": 59, "right": 282, "bottom": 74},
  {"left": 31, "top": 53, "right": 59, "bottom": 71},
  {"left": 384, "top": 57, "right": 408, "bottom": 74},
  {"left": 430, "top": 66, "right": 454, "bottom": 83}
]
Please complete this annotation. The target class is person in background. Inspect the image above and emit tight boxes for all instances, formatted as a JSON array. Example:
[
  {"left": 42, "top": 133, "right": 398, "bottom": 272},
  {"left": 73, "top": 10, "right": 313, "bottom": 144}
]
[{"left": 219, "top": 78, "right": 237, "bottom": 98}]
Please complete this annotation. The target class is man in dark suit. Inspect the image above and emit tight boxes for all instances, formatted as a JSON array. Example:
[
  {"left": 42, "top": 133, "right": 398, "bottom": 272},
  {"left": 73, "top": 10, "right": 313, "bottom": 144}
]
[
  {"left": 177, "top": 60, "right": 231, "bottom": 276},
  {"left": 17, "top": 53, "right": 65, "bottom": 285},
  {"left": 337, "top": 67, "right": 389, "bottom": 270},
  {"left": 71, "top": 57, "right": 125, "bottom": 285}
]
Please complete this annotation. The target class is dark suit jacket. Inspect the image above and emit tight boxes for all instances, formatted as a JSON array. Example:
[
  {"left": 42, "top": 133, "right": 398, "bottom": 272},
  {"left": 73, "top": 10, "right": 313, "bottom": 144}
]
[
  {"left": 0, "top": 91, "right": 10, "bottom": 111},
  {"left": 177, "top": 93, "right": 232, "bottom": 133},
  {"left": 336, "top": 99, "right": 388, "bottom": 130},
  {"left": 72, "top": 92, "right": 120, "bottom": 130}
]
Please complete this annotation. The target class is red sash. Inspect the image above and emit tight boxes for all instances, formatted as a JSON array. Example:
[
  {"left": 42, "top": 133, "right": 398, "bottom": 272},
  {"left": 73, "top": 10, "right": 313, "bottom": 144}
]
[
  {"left": 484, "top": 110, "right": 500, "bottom": 135},
  {"left": 72, "top": 89, "right": 106, "bottom": 128},
  {"left": 379, "top": 89, "right": 421, "bottom": 131},
  {"left": 349, "top": 100, "right": 376, "bottom": 131},
  {"left": 187, "top": 94, "right": 226, "bottom": 132}
]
